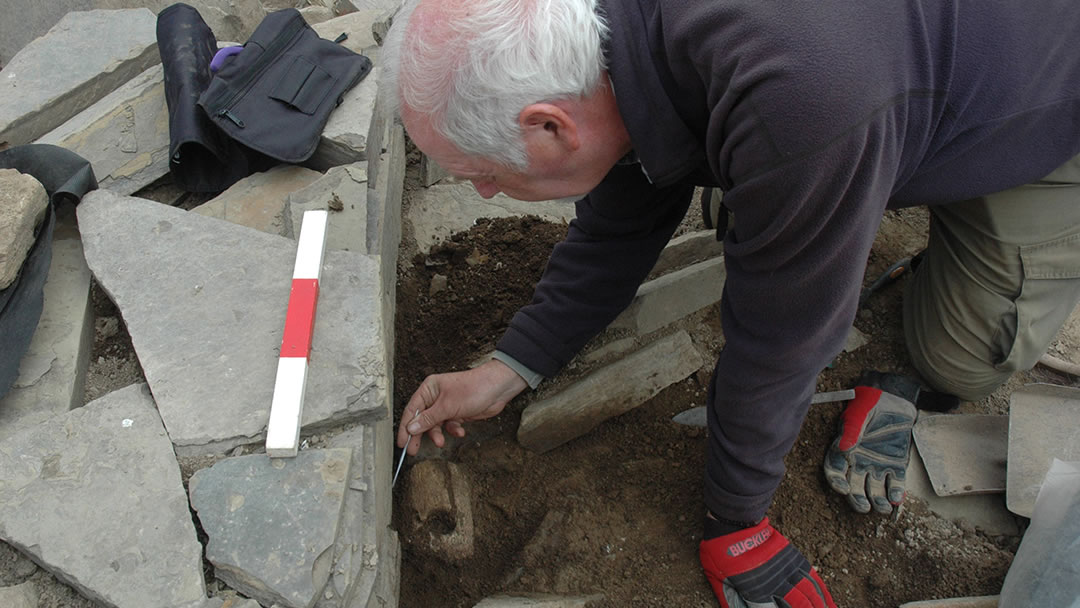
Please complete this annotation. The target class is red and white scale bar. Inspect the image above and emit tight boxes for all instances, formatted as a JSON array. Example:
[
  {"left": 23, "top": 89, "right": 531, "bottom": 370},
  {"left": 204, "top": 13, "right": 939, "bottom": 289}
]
[{"left": 266, "top": 210, "right": 329, "bottom": 458}]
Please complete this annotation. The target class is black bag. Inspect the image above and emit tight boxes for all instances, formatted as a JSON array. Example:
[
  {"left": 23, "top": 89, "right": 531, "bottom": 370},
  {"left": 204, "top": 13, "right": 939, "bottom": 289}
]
[
  {"left": 158, "top": 3, "right": 276, "bottom": 193},
  {"left": 0, "top": 145, "right": 97, "bottom": 401},
  {"left": 197, "top": 8, "right": 374, "bottom": 164}
]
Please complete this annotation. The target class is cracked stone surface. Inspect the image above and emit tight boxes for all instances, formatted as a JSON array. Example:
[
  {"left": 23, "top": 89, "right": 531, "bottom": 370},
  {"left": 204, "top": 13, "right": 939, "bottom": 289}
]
[{"left": 77, "top": 190, "right": 388, "bottom": 456}]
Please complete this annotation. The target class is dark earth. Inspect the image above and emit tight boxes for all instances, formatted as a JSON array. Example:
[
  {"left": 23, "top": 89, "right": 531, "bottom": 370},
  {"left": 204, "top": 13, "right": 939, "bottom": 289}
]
[{"left": 389, "top": 173, "right": 1058, "bottom": 607}]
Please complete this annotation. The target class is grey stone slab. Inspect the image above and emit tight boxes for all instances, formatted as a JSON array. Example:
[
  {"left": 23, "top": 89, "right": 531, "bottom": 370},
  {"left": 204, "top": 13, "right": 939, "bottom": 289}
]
[
  {"left": 1007, "top": 383, "right": 1080, "bottom": 517},
  {"left": 194, "top": 165, "right": 323, "bottom": 237},
  {"left": 611, "top": 256, "right": 726, "bottom": 335},
  {"left": 0, "top": 204, "right": 93, "bottom": 442},
  {"left": 906, "top": 446, "right": 1019, "bottom": 537},
  {"left": 342, "top": 0, "right": 402, "bottom": 12},
  {"left": 77, "top": 190, "right": 388, "bottom": 456},
  {"left": 93, "top": 0, "right": 268, "bottom": 46},
  {"left": 300, "top": 5, "right": 336, "bottom": 26},
  {"left": 311, "top": 10, "right": 381, "bottom": 55},
  {"left": 649, "top": 229, "right": 723, "bottom": 279},
  {"left": 407, "top": 181, "right": 576, "bottom": 254},
  {"left": 369, "top": 123, "right": 405, "bottom": 263},
  {"left": 37, "top": 64, "right": 168, "bottom": 195},
  {"left": 0, "top": 168, "right": 48, "bottom": 289},
  {"left": 0, "top": 581, "right": 39, "bottom": 608},
  {"left": 305, "top": 67, "right": 379, "bottom": 171},
  {"left": 419, "top": 153, "right": 449, "bottom": 187},
  {"left": 518, "top": 331, "right": 705, "bottom": 453},
  {"left": 0, "top": 383, "right": 206, "bottom": 608},
  {"left": 322, "top": 423, "right": 400, "bottom": 608},
  {"left": 189, "top": 449, "right": 352, "bottom": 608},
  {"left": 0, "top": 8, "right": 159, "bottom": 147},
  {"left": 912, "top": 414, "right": 1008, "bottom": 496},
  {"left": 473, "top": 594, "right": 604, "bottom": 608},
  {"left": 289, "top": 163, "right": 370, "bottom": 252}
]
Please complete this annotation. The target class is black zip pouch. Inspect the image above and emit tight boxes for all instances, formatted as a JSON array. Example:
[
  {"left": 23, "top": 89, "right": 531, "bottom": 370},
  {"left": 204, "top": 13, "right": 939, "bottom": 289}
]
[{"left": 198, "top": 8, "right": 373, "bottom": 164}]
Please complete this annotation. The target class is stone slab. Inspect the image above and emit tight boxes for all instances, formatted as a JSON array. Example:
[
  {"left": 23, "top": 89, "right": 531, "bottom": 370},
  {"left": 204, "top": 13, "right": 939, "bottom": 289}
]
[
  {"left": 77, "top": 191, "right": 389, "bottom": 456},
  {"left": 38, "top": 64, "right": 168, "bottom": 195},
  {"left": 899, "top": 597, "right": 998, "bottom": 608},
  {"left": 0, "top": 8, "right": 159, "bottom": 147},
  {"left": 95, "top": 0, "right": 268, "bottom": 46},
  {"left": 0, "top": 383, "right": 206, "bottom": 607},
  {"left": 305, "top": 67, "right": 380, "bottom": 171},
  {"left": 301, "top": 5, "right": 336, "bottom": 26},
  {"left": 1006, "top": 383, "right": 1080, "bottom": 517},
  {"left": 912, "top": 414, "right": 1008, "bottom": 496},
  {"left": 325, "top": 423, "right": 400, "bottom": 608},
  {"left": 0, "top": 168, "right": 48, "bottom": 289},
  {"left": 289, "top": 163, "right": 370, "bottom": 252},
  {"left": 473, "top": 594, "right": 604, "bottom": 608},
  {"left": 407, "top": 182, "right": 576, "bottom": 254},
  {"left": 611, "top": 256, "right": 726, "bottom": 335},
  {"left": 518, "top": 330, "right": 705, "bottom": 453},
  {"left": 189, "top": 449, "right": 352, "bottom": 608},
  {"left": 907, "top": 446, "right": 1020, "bottom": 537},
  {"left": 649, "top": 229, "right": 723, "bottom": 278},
  {"left": 312, "top": 10, "right": 382, "bottom": 55},
  {"left": 194, "top": 165, "right": 323, "bottom": 237},
  {"left": 419, "top": 153, "right": 449, "bottom": 187},
  {"left": 0, "top": 204, "right": 93, "bottom": 442},
  {"left": 342, "top": 0, "right": 402, "bottom": 12}
]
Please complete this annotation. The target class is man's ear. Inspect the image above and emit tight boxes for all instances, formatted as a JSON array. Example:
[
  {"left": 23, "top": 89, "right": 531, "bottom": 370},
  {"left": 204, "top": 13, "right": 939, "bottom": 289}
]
[{"left": 519, "top": 102, "right": 580, "bottom": 152}]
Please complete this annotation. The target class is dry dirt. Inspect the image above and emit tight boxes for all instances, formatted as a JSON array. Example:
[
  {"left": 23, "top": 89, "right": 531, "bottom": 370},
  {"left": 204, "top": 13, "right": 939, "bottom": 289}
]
[{"left": 5, "top": 159, "right": 1077, "bottom": 606}]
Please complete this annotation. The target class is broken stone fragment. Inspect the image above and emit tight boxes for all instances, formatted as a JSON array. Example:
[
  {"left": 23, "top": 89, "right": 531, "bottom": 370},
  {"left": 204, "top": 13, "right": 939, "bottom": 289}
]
[
  {"left": 188, "top": 449, "right": 353, "bottom": 608},
  {"left": 403, "top": 460, "right": 475, "bottom": 562},
  {"left": 0, "top": 169, "right": 48, "bottom": 289}
]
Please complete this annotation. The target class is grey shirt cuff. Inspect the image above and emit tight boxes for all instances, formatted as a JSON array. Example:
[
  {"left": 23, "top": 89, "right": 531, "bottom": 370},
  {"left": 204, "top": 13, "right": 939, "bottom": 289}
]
[{"left": 492, "top": 350, "right": 545, "bottom": 389}]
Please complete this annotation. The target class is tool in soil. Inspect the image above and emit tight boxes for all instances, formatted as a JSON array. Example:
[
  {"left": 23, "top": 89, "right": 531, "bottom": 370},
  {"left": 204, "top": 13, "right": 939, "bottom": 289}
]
[
  {"left": 671, "top": 389, "right": 856, "bottom": 427},
  {"left": 393, "top": 409, "right": 422, "bottom": 487}
]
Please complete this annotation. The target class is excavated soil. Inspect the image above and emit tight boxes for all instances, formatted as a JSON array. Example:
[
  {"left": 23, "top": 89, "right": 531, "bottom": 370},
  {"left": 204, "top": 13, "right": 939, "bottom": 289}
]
[{"left": 391, "top": 174, "right": 1044, "bottom": 607}]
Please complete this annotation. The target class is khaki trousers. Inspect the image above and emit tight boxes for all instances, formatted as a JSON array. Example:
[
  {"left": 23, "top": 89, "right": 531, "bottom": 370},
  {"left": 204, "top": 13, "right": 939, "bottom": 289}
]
[{"left": 905, "top": 153, "right": 1080, "bottom": 400}]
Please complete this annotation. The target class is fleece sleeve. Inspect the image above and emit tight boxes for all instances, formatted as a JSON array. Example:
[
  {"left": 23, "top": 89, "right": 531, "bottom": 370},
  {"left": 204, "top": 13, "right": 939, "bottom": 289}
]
[{"left": 495, "top": 162, "right": 694, "bottom": 377}]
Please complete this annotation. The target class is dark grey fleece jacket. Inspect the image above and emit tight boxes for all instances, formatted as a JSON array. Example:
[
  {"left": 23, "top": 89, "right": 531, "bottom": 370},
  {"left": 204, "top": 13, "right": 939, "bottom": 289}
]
[{"left": 496, "top": 0, "right": 1080, "bottom": 521}]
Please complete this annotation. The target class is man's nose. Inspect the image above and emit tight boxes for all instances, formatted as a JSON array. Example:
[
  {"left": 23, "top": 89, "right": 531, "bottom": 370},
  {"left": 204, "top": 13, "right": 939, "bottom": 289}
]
[{"left": 471, "top": 180, "right": 499, "bottom": 199}]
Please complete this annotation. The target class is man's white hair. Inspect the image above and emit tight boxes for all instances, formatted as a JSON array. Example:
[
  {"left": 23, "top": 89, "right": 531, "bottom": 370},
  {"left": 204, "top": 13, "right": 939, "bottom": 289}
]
[{"left": 381, "top": 0, "right": 609, "bottom": 169}]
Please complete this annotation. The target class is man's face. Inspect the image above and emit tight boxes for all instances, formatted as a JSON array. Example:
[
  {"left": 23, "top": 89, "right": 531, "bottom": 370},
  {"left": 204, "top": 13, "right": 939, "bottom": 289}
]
[{"left": 402, "top": 109, "right": 598, "bottom": 202}]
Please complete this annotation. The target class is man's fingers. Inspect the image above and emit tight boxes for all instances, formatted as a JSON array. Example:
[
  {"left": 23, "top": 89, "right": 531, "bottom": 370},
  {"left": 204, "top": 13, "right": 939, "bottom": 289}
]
[
  {"left": 445, "top": 420, "right": 466, "bottom": 438},
  {"left": 823, "top": 448, "right": 850, "bottom": 494},
  {"left": 886, "top": 471, "right": 907, "bottom": 505}
]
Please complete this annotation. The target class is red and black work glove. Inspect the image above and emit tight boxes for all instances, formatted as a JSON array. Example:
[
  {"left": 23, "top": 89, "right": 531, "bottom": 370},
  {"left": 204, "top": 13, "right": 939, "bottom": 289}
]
[
  {"left": 700, "top": 517, "right": 836, "bottom": 608},
  {"left": 823, "top": 371, "right": 920, "bottom": 514}
]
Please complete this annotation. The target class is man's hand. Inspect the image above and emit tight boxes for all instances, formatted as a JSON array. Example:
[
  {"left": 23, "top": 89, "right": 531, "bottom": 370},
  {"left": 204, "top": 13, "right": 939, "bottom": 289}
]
[
  {"left": 700, "top": 517, "right": 836, "bottom": 608},
  {"left": 397, "top": 359, "right": 528, "bottom": 454},
  {"left": 823, "top": 371, "right": 920, "bottom": 514}
]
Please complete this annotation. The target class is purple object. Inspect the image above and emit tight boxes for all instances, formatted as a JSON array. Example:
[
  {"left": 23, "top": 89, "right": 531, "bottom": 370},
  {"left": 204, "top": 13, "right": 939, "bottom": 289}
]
[{"left": 210, "top": 46, "right": 244, "bottom": 73}]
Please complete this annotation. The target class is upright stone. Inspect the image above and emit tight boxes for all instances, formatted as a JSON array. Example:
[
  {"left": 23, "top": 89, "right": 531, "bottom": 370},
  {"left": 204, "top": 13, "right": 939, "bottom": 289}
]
[
  {"left": 407, "top": 182, "right": 576, "bottom": 254},
  {"left": 77, "top": 191, "right": 389, "bottom": 456},
  {"left": 0, "top": 384, "right": 206, "bottom": 608},
  {"left": 610, "top": 256, "right": 726, "bottom": 335},
  {"left": 37, "top": 65, "right": 169, "bottom": 195},
  {"left": 0, "top": 9, "right": 159, "bottom": 147},
  {"left": 518, "top": 331, "right": 704, "bottom": 453},
  {"left": 288, "top": 163, "right": 370, "bottom": 252},
  {"left": 194, "top": 165, "right": 323, "bottom": 236},
  {"left": 0, "top": 169, "right": 48, "bottom": 289},
  {"left": 305, "top": 68, "right": 379, "bottom": 171},
  {"left": 649, "top": 229, "right": 724, "bottom": 279},
  {"left": 0, "top": 204, "right": 94, "bottom": 442},
  {"left": 322, "top": 424, "right": 400, "bottom": 608},
  {"left": 189, "top": 449, "right": 352, "bottom": 608}
]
